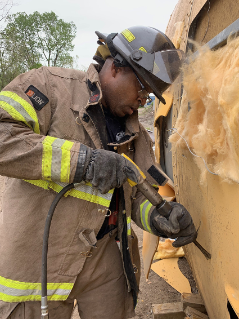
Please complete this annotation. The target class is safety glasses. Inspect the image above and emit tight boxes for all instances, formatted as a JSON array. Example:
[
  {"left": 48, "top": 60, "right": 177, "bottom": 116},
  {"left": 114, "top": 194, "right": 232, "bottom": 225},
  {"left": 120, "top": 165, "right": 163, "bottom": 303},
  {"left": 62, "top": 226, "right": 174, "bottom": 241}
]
[{"left": 133, "top": 70, "right": 153, "bottom": 104}]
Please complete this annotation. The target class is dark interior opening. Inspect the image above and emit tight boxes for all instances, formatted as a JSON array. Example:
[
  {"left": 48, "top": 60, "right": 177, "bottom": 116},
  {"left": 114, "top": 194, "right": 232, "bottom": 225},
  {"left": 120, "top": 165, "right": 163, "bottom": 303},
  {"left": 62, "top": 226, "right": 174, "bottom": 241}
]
[{"left": 227, "top": 300, "right": 238, "bottom": 319}]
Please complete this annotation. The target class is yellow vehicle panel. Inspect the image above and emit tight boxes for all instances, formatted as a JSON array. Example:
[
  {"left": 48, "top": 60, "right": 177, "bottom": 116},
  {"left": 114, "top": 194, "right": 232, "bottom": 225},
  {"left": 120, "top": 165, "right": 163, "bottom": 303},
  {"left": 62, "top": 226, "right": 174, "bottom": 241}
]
[{"left": 154, "top": 1, "right": 239, "bottom": 318}]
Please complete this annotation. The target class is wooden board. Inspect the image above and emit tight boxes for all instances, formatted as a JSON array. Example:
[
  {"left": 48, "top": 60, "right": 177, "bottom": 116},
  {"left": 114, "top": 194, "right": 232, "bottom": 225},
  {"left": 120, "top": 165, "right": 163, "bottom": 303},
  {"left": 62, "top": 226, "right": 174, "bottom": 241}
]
[
  {"left": 185, "top": 306, "right": 209, "bottom": 319},
  {"left": 152, "top": 302, "right": 185, "bottom": 319},
  {"left": 181, "top": 293, "right": 207, "bottom": 314}
]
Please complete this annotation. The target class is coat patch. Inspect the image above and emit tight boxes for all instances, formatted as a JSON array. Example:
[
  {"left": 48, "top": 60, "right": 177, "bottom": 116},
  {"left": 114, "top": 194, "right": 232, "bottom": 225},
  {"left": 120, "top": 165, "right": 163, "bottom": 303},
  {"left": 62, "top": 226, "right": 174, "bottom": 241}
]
[
  {"left": 89, "top": 94, "right": 100, "bottom": 103},
  {"left": 25, "top": 85, "right": 49, "bottom": 111},
  {"left": 87, "top": 79, "right": 100, "bottom": 104}
]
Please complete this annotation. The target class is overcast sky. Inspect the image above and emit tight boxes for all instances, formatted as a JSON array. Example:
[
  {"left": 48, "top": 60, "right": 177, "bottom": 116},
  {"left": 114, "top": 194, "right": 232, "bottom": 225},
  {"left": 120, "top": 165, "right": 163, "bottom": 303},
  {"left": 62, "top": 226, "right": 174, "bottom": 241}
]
[{"left": 10, "top": 0, "right": 179, "bottom": 68}]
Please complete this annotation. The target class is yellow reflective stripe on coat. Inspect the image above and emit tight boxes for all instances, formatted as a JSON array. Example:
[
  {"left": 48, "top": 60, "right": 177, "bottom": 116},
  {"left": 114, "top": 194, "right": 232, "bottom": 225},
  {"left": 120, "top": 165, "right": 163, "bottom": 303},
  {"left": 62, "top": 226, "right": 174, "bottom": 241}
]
[
  {"left": 0, "top": 91, "right": 40, "bottom": 134},
  {"left": 127, "top": 216, "right": 131, "bottom": 236},
  {"left": 42, "top": 136, "right": 74, "bottom": 183},
  {"left": 0, "top": 275, "right": 73, "bottom": 302},
  {"left": 24, "top": 180, "right": 114, "bottom": 207},
  {"left": 140, "top": 200, "right": 153, "bottom": 233}
]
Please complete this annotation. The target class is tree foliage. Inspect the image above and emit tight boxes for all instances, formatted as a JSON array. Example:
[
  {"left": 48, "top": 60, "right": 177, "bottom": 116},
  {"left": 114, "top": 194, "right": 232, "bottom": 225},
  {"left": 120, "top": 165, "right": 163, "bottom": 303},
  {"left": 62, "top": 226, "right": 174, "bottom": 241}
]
[{"left": 0, "top": 11, "right": 77, "bottom": 89}]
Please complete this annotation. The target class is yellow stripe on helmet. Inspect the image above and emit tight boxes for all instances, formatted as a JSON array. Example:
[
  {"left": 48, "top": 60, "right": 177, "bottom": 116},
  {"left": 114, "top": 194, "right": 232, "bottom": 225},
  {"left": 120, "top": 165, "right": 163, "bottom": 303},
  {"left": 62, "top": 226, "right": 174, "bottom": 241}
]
[
  {"left": 139, "top": 47, "right": 147, "bottom": 52},
  {"left": 121, "top": 29, "right": 136, "bottom": 42}
]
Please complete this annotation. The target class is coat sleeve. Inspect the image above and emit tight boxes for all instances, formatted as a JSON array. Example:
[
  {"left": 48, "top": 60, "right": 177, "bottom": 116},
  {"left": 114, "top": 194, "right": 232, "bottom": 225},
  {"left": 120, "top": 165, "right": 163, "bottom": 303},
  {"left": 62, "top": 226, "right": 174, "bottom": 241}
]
[
  {"left": 130, "top": 186, "right": 156, "bottom": 234},
  {"left": 0, "top": 67, "right": 81, "bottom": 183},
  {"left": 130, "top": 126, "right": 168, "bottom": 234}
]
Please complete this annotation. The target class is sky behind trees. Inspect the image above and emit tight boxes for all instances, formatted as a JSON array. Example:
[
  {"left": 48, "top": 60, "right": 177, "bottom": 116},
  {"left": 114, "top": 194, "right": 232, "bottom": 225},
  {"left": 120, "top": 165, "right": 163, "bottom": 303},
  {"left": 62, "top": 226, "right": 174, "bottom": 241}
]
[{"left": 9, "top": 0, "right": 179, "bottom": 69}]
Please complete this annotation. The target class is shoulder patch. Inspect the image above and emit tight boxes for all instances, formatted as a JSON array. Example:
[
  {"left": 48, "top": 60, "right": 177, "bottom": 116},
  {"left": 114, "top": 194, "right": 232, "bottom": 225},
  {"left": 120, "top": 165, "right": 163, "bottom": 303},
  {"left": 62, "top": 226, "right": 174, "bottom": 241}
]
[{"left": 25, "top": 85, "right": 49, "bottom": 111}]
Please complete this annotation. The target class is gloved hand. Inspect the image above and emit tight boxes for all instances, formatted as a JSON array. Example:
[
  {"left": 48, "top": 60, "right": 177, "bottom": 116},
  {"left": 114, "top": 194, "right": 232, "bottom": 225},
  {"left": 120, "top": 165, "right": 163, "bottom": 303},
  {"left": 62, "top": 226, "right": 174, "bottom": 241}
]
[
  {"left": 150, "top": 202, "right": 197, "bottom": 247},
  {"left": 74, "top": 144, "right": 143, "bottom": 194}
]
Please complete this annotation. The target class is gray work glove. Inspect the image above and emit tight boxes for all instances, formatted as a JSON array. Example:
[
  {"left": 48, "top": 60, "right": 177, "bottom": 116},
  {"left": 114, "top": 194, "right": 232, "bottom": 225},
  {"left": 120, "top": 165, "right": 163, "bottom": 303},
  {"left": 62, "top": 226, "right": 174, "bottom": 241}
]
[
  {"left": 150, "top": 202, "right": 197, "bottom": 247},
  {"left": 74, "top": 144, "right": 143, "bottom": 194}
]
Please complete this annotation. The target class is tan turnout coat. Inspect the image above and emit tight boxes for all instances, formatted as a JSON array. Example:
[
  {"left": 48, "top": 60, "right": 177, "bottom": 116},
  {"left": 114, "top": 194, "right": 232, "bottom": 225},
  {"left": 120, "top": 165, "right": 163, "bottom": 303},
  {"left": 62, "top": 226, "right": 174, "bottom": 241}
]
[{"left": 0, "top": 64, "right": 157, "bottom": 302}]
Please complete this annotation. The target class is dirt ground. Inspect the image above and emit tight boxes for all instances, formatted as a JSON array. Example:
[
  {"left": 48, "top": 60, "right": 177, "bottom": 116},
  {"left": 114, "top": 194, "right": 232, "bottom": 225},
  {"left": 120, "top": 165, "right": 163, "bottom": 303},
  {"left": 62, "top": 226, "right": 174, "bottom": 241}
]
[
  {"left": 138, "top": 104, "right": 155, "bottom": 132},
  {"left": 138, "top": 104, "right": 155, "bottom": 143}
]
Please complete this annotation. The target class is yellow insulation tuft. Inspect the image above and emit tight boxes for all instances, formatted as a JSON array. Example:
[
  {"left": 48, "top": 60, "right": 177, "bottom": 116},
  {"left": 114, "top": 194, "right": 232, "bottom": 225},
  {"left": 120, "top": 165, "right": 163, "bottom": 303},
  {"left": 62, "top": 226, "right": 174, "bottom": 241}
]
[{"left": 170, "top": 36, "right": 239, "bottom": 184}]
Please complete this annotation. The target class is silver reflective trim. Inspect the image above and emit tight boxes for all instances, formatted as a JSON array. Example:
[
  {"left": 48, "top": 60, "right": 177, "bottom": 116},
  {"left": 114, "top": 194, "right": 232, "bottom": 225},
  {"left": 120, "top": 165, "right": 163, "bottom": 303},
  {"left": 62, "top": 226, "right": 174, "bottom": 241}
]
[
  {"left": 51, "top": 138, "right": 65, "bottom": 180},
  {"left": 46, "top": 289, "right": 71, "bottom": 296},
  {"left": 127, "top": 223, "right": 131, "bottom": 231},
  {"left": 0, "top": 95, "right": 36, "bottom": 131},
  {"left": 0, "top": 284, "right": 71, "bottom": 297},
  {"left": 58, "top": 181, "right": 113, "bottom": 202},
  {"left": 74, "top": 182, "right": 113, "bottom": 201}
]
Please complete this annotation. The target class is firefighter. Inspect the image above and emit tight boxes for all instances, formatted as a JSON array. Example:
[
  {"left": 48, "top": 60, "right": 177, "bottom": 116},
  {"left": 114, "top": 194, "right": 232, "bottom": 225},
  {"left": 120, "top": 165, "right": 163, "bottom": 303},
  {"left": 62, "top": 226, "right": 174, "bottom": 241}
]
[{"left": 0, "top": 26, "right": 197, "bottom": 319}]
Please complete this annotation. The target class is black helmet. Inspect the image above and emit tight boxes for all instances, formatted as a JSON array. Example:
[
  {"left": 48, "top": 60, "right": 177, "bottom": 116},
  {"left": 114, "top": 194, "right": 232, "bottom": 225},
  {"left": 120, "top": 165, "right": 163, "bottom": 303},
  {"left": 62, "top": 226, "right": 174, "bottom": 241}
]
[{"left": 95, "top": 26, "right": 184, "bottom": 104}]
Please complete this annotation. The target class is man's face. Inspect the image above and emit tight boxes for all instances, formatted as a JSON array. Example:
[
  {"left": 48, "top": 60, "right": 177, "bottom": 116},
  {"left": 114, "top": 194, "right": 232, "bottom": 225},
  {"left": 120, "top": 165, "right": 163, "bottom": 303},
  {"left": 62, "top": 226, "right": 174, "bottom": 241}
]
[{"left": 101, "top": 65, "right": 151, "bottom": 118}]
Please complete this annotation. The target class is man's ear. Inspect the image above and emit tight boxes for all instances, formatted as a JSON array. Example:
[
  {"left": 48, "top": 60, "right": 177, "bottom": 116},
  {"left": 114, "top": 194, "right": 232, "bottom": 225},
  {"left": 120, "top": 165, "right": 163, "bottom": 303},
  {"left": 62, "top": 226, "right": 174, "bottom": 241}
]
[{"left": 111, "top": 62, "right": 121, "bottom": 78}]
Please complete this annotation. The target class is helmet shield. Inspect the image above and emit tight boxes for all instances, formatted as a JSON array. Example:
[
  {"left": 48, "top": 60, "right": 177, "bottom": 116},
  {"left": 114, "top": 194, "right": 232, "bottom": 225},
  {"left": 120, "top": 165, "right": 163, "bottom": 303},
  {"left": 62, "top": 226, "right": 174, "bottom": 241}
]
[{"left": 130, "top": 49, "right": 184, "bottom": 84}]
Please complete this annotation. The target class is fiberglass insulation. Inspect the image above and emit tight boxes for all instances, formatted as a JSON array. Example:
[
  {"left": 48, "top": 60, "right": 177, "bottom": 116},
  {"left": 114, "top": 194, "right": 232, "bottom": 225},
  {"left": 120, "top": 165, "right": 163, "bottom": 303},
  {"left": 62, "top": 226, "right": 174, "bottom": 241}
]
[{"left": 169, "top": 36, "right": 239, "bottom": 184}]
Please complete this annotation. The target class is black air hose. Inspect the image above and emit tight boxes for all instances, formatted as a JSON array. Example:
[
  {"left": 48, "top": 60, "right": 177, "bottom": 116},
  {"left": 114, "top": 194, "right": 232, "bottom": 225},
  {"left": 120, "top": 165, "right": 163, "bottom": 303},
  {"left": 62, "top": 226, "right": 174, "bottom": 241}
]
[{"left": 41, "top": 183, "right": 74, "bottom": 318}]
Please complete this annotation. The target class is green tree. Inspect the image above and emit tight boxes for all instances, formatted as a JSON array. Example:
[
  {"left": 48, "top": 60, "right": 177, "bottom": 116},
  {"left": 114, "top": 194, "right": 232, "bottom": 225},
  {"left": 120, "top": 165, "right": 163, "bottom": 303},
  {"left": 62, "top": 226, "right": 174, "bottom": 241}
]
[
  {"left": 4, "top": 11, "right": 76, "bottom": 67},
  {"left": 0, "top": 11, "right": 77, "bottom": 89}
]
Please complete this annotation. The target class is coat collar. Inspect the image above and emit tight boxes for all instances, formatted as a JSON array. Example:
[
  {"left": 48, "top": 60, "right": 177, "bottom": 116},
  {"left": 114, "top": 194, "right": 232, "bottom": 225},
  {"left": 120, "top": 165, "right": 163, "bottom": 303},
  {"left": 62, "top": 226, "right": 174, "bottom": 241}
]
[{"left": 75, "top": 63, "right": 140, "bottom": 142}]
